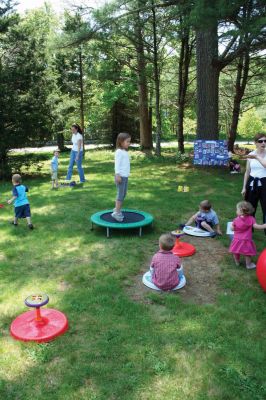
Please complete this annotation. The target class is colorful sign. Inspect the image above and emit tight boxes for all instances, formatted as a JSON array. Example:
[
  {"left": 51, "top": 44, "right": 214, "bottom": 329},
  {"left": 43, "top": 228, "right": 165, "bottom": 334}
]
[{"left": 193, "top": 140, "right": 229, "bottom": 166}]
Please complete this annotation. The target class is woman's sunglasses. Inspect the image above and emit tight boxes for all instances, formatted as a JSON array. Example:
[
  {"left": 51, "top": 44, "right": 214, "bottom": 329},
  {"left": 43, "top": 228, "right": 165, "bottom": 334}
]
[{"left": 257, "top": 139, "right": 266, "bottom": 143}]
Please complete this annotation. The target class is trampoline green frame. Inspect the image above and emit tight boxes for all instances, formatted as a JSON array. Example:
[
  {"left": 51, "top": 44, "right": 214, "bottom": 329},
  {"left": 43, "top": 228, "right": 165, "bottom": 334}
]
[{"left": 90, "top": 209, "right": 154, "bottom": 237}]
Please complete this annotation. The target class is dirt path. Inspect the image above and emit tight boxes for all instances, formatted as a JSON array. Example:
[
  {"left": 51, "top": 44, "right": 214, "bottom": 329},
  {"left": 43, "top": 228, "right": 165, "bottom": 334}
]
[{"left": 127, "top": 236, "right": 228, "bottom": 305}]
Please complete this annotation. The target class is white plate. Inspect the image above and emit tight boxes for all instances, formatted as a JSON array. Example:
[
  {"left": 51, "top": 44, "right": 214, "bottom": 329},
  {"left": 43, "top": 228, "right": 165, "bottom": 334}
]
[{"left": 183, "top": 225, "right": 212, "bottom": 237}]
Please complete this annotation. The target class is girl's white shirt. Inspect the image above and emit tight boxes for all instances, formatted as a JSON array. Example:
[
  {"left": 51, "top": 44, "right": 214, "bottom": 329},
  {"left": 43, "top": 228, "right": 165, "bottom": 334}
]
[
  {"left": 249, "top": 150, "right": 266, "bottom": 179},
  {"left": 72, "top": 133, "right": 83, "bottom": 151},
  {"left": 115, "top": 149, "right": 130, "bottom": 177}
]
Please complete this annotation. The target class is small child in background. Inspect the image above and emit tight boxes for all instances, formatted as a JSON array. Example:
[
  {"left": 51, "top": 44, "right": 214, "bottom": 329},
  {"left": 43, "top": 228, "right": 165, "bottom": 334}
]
[
  {"left": 142, "top": 233, "right": 185, "bottom": 291},
  {"left": 228, "top": 152, "right": 241, "bottom": 174},
  {"left": 185, "top": 200, "right": 222, "bottom": 236},
  {"left": 51, "top": 150, "right": 59, "bottom": 189},
  {"left": 7, "top": 174, "right": 33, "bottom": 229},
  {"left": 111, "top": 132, "right": 131, "bottom": 222},
  {"left": 229, "top": 201, "right": 266, "bottom": 269}
]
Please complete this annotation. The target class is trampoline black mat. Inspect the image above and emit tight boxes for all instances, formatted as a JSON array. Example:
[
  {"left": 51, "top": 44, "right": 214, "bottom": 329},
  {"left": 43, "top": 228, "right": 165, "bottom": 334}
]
[{"left": 101, "top": 211, "right": 145, "bottom": 224}]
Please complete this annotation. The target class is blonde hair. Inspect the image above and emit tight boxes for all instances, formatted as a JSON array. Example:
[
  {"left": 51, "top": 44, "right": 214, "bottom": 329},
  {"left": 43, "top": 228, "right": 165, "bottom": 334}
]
[
  {"left": 200, "top": 200, "right": 212, "bottom": 211},
  {"left": 237, "top": 201, "right": 254, "bottom": 216},
  {"left": 159, "top": 233, "right": 175, "bottom": 251},
  {"left": 116, "top": 132, "right": 131, "bottom": 149},
  {"left": 12, "top": 174, "right": 22, "bottom": 184}
]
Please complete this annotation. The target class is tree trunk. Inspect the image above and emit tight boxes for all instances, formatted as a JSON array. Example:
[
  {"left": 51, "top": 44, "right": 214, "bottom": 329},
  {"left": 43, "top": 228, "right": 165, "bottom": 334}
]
[
  {"left": 196, "top": 24, "right": 219, "bottom": 139},
  {"left": 78, "top": 46, "right": 85, "bottom": 155},
  {"left": 228, "top": 50, "right": 250, "bottom": 152},
  {"left": 56, "top": 132, "right": 65, "bottom": 152},
  {"left": 111, "top": 101, "right": 119, "bottom": 148},
  {"left": 0, "top": 148, "right": 10, "bottom": 180},
  {"left": 148, "top": 87, "right": 153, "bottom": 138},
  {"left": 177, "top": 25, "right": 192, "bottom": 153},
  {"left": 135, "top": 12, "right": 153, "bottom": 150},
  {"left": 151, "top": 2, "right": 161, "bottom": 156}
]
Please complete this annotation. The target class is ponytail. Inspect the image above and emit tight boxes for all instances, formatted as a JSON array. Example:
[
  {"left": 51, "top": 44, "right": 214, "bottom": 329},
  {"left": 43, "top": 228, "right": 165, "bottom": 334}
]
[{"left": 72, "top": 123, "right": 83, "bottom": 135}]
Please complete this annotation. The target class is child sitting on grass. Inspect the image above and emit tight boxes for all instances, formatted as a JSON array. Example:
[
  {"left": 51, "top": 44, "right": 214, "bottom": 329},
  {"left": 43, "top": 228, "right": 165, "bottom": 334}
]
[
  {"left": 51, "top": 150, "right": 59, "bottom": 189},
  {"left": 142, "top": 233, "right": 185, "bottom": 291},
  {"left": 7, "top": 174, "right": 33, "bottom": 229},
  {"left": 185, "top": 199, "right": 222, "bottom": 236}
]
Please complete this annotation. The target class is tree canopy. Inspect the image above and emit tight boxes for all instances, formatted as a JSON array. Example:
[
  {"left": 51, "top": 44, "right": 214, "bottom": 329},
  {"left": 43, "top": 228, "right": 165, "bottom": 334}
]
[{"left": 0, "top": 0, "right": 265, "bottom": 177}]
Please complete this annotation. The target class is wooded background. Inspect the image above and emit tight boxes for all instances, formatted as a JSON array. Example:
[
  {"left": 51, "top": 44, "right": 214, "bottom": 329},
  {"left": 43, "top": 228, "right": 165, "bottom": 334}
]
[{"left": 0, "top": 0, "right": 265, "bottom": 176}]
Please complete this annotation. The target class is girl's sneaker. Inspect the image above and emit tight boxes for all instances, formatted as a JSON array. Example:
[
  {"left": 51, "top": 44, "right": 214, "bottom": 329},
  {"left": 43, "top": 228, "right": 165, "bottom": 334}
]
[
  {"left": 28, "top": 224, "right": 34, "bottom": 230},
  {"left": 246, "top": 263, "right": 256, "bottom": 270},
  {"left": 111, "top": 212, "right": 124, "bottom": 222}
]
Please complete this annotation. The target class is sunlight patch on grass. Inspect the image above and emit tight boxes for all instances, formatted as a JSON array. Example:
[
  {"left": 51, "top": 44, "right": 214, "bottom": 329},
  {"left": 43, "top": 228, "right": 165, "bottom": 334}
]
[
  {"left": 178, "top": 319, "right": 205, "bottom": 335},
  {"left": 0, "top": 279, "right": 59, "bottom": 316},
  {"left": 32, "top": 205, "right": 57, "bottom": 216},
  {"left": 137, "top": 351, "right": 206, "bottom": 399},
  {"left": 0, "top": 339, "right": 35, "bottom": 380},
  {"left": 0, "top": 253, "right": 7, "bottom": 262}
]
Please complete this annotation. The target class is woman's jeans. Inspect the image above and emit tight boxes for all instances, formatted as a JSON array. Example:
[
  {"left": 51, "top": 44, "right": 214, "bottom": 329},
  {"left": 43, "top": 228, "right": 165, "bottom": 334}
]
[{"left": 66, "top": 150, "right": 85, "bottom": 182}]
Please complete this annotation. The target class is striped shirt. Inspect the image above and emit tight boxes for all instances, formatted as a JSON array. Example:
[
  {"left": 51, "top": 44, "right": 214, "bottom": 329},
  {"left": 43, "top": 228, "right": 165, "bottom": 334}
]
[{"left": 151, "top": 250, "right": 181, "bottom": 290}]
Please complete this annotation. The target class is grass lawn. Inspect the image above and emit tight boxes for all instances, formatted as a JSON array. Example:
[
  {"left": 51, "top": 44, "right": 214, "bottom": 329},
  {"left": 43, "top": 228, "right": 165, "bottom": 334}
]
[{"left": 0, "top": 148, "right": 266, "bottom": 400}]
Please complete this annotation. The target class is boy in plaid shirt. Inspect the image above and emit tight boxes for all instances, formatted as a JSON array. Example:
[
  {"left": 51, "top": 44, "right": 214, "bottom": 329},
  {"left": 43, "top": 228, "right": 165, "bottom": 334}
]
[{"left": 143, "top": 233, "right": 185, "bottom": 291}]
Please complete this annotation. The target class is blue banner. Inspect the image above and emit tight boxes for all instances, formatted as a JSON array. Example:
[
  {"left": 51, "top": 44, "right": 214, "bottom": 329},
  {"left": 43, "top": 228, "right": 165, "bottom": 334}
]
[{"left": 193, "top": 140, "right": 229, "bottom": 166}]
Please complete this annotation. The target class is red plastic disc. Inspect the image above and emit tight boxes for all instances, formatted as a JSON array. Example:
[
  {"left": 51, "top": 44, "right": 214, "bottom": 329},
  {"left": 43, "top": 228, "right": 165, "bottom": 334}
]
[
  {"left": 10, "top": 308, "right": 68, "bottom": 343},
  {"left": 172, "top": 241, "right": 196, "bottom": 257}
]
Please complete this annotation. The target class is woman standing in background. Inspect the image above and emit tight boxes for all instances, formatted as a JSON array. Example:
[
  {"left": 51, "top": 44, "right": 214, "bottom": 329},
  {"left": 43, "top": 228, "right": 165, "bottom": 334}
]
[{"left": 66, "top": 123, "right": 85, "bottom": 183}]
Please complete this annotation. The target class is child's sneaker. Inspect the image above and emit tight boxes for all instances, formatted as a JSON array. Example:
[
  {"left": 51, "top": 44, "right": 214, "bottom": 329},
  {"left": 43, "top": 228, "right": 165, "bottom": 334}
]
[
  {"left": 111, "top": 212, "right": 124, "bottom": 222},
  {"left": 10, "top": 221, "right": 18, "bottom": 226},
  {"left": 28, "top": 224, "right": 34, "bottom": 230},
  {"left": 246, "top": 263, "right": 256, "bottom": 270},
  {"left": 177, "top": 265, "right": 184, "bottom": 279}
]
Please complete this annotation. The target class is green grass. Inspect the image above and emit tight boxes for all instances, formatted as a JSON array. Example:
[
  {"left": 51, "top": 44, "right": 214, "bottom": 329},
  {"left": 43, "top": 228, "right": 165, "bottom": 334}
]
[{"left": 0, "top": 148, "right": 266, "bottom": 400}]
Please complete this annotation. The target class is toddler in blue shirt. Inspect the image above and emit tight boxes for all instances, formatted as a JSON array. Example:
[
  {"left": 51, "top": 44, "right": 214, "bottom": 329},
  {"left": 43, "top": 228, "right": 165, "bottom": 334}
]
[
  {"left": 51, "top": 150, "right": 59, "bottom": 189},
  {"left": 185, "top": 200, "right": 222, "bottom": 235},
  {"left": 7, "top": 174, "right": 33, "bottom": 229}
]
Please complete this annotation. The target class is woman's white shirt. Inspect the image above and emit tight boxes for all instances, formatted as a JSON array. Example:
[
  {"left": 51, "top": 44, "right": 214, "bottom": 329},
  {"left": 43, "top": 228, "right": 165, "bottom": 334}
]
[
  {"left": 249, "top": 150, "right": 266, "bottom": 178},
  {"left": 72, "top": 133, "right": 83, "bottom": 151}
]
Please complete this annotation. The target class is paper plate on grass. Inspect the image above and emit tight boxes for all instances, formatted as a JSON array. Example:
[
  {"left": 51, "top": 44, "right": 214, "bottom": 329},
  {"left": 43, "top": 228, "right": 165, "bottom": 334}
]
[{"left": 183, "top": 225, "right": 212, "bottom": 237}]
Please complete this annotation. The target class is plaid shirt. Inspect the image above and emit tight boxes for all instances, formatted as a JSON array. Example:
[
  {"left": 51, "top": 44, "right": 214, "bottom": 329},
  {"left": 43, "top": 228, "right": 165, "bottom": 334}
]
[{"left": 151, "top": 250, "right": 181, "bottom": 290}]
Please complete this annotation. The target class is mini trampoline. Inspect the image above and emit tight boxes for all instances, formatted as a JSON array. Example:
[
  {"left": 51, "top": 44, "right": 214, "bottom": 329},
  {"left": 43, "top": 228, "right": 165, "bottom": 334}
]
[{"left": 90, "top": 209, "right": 154, "bottom": 237}]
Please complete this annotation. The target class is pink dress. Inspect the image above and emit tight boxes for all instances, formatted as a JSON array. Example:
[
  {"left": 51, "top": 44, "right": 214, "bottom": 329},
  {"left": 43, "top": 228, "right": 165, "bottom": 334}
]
[{"left": 229, "top": 215, "right": 256, "bottom": 256}]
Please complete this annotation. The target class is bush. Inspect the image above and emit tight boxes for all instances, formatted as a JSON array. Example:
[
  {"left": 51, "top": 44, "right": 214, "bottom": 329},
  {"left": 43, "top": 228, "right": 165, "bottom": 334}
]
[{"left": 175, "top": 150, "right": 191, "bottom": 164}]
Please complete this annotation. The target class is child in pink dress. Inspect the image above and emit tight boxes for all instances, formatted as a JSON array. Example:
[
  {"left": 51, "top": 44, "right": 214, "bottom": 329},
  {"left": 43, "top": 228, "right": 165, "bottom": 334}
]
[{"left": 229, "top": 201, "right": 266, "bottom": 269}]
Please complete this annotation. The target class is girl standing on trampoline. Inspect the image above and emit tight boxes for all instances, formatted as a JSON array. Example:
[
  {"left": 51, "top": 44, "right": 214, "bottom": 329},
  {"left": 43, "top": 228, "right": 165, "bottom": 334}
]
[{"left": 112, "top": 132, "right": 131, "bottom": 222}]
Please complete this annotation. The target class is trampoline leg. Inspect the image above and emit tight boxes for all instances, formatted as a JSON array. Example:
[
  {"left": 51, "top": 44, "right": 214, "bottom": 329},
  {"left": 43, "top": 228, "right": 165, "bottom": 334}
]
[
  {"left": 139, "top": 227, "right": 142, "bottom": 237},
  {"left": 91, "top": 222, "right": 94, "bottom": 231},
  {"left": 107, "top": 227, "right": 110, "bottom": 238}
]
